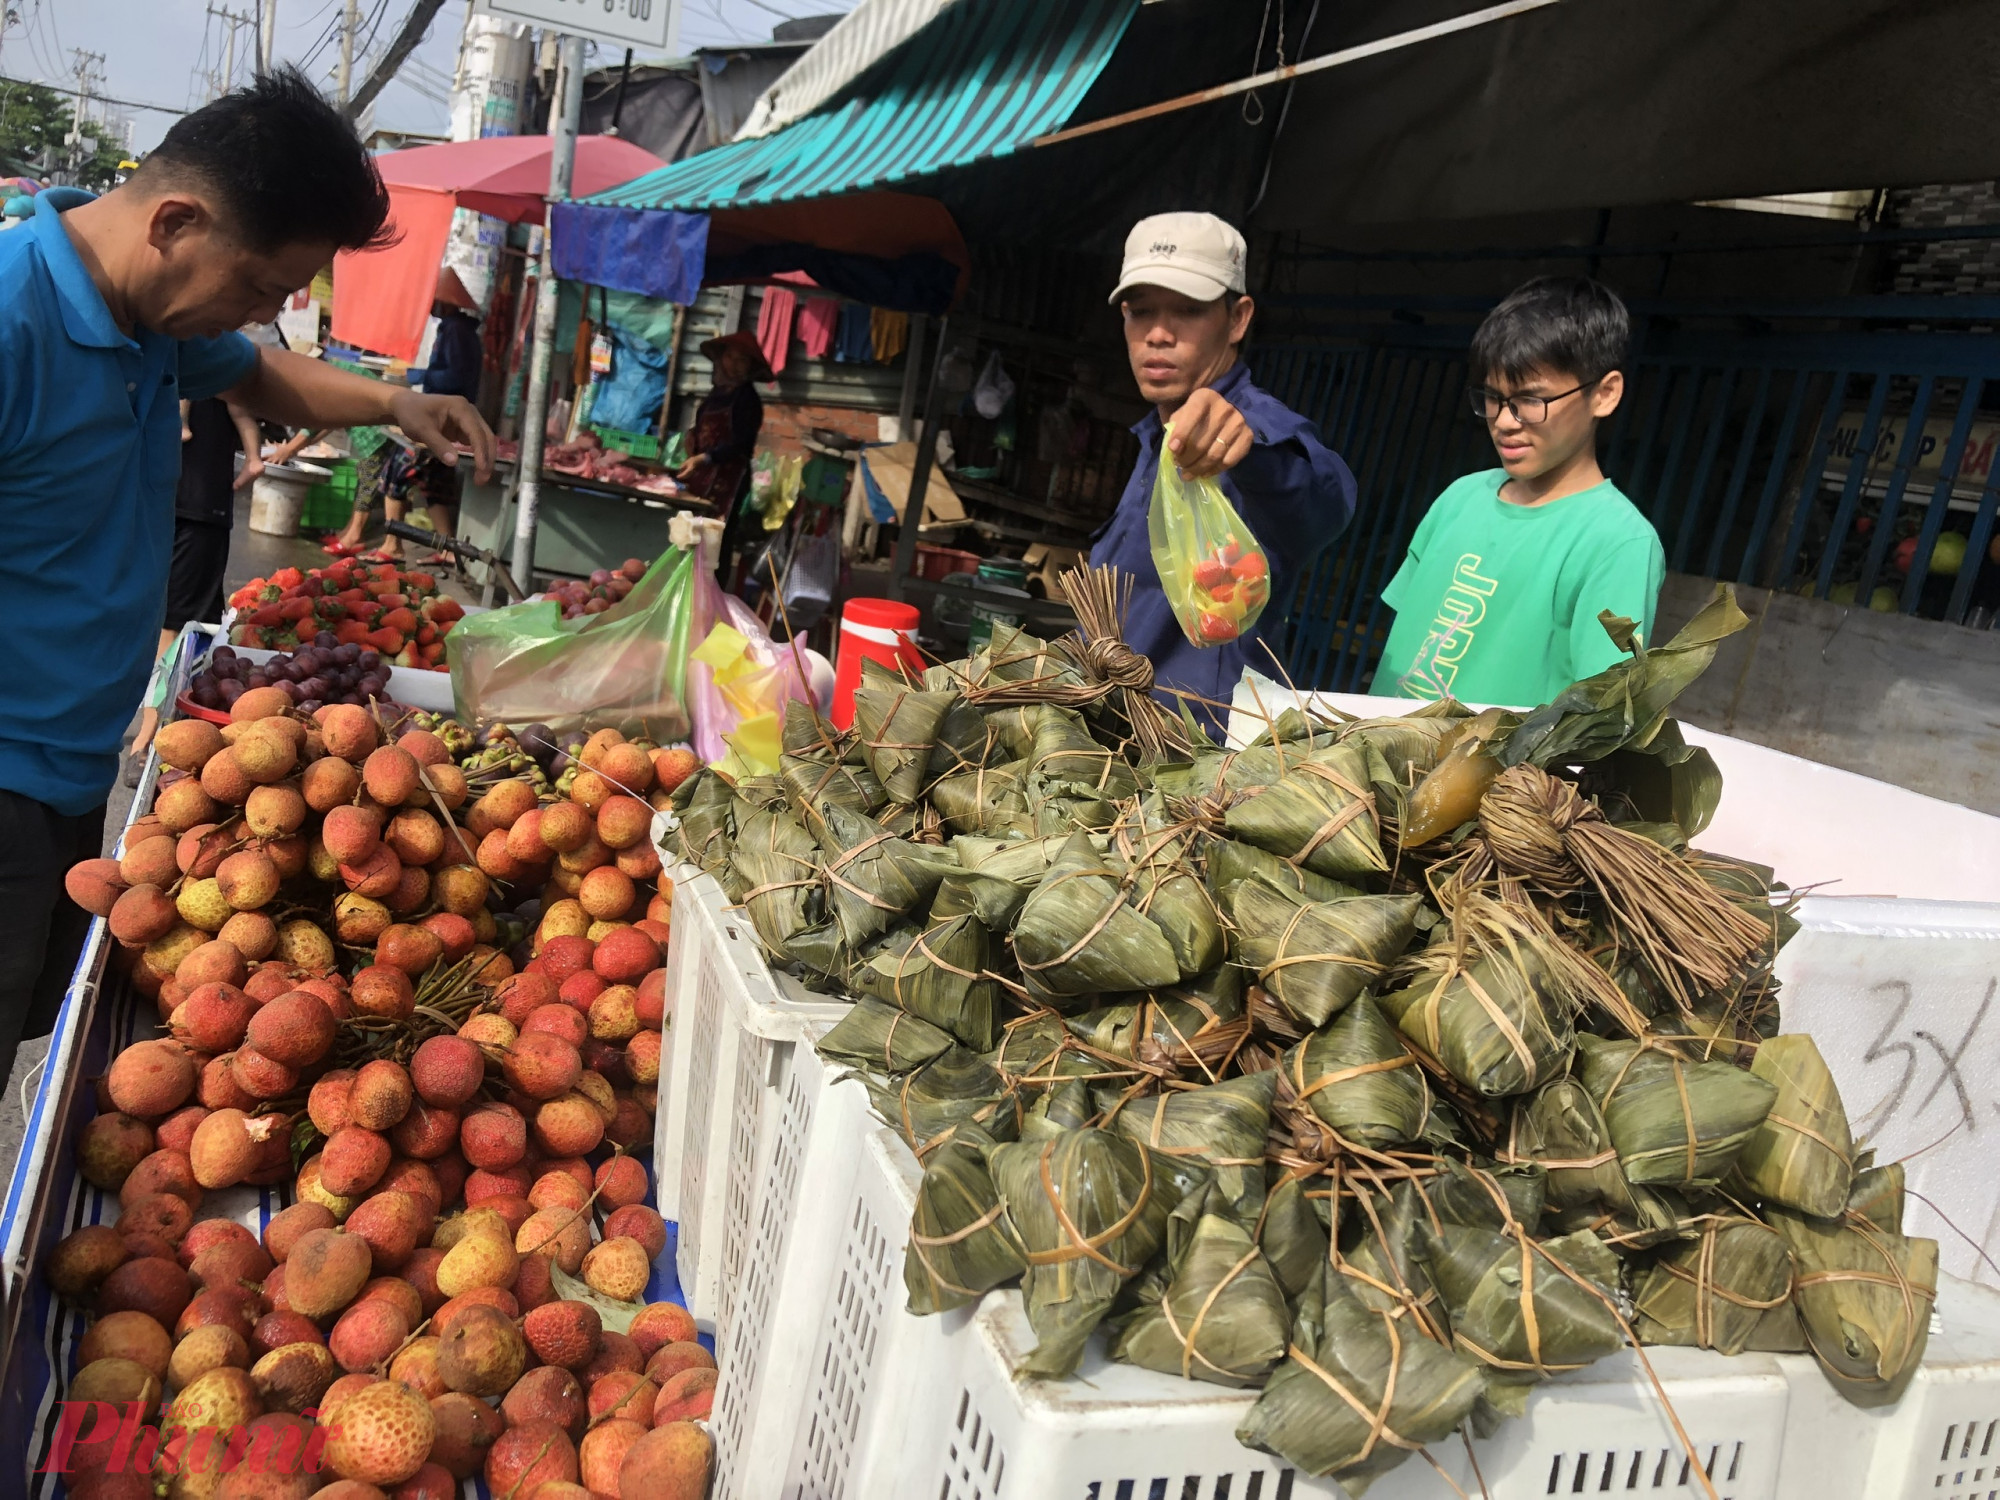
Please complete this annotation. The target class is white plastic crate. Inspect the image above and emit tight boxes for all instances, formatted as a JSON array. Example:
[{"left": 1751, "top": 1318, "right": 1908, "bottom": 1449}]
[
  {"left": 654, "top": 865, "right": 848, "bottom": 1329},
  {"left": 708, "top": 1033, "right": 879, "bottom": 1500},
  {"left": 739, "top": 1112, "right": 2000, "bottom": 1500}
]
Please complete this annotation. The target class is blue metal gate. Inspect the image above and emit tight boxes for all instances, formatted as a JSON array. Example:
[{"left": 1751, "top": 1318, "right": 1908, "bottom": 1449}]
[{"left": 1255, "top": 313, "right": 2000, "bottom": 692}]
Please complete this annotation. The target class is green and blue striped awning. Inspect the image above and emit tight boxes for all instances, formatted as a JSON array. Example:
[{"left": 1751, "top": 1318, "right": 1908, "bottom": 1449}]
[{"left": 584, "top": 0, "right": 1140, "bottom": 212}]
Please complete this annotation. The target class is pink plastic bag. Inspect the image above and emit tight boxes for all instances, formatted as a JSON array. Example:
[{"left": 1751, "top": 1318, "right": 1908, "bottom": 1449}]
[{"left": 685, "top": 529, "right": 814, "bottom": 764}]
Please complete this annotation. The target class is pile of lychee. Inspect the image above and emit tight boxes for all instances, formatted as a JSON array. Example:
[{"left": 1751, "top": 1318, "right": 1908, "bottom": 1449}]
[{"left": 46, "top": 692, "right": 714, "bottom": 1498}]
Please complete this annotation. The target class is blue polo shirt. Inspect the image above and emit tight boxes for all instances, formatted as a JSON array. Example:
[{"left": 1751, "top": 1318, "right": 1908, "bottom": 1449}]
[
  {"left": 0, "top": 189, "right": 258, "bottom": 814},
  {"left": 1090, "top": 360, "right": 1357, "bottom": 714}
]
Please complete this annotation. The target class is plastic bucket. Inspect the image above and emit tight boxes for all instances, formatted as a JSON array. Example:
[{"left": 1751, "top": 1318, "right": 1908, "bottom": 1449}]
[
  {"left": 247, "top": 469, "right": 313, "bottom": 537},
  {"left": 831, "top": 598, "right": 921, "bottom": 729},
  {"left": 967, "top": 584, "right": 1030, "bottom": 654}
]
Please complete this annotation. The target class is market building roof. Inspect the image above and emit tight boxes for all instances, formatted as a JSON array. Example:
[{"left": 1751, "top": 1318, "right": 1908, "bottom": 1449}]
[{"left": 581, "top": 0, "right": 1139, "bottom": 213}]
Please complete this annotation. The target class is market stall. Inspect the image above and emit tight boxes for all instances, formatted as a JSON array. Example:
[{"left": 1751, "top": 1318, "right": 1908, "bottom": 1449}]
[
  {"left": 1, "top": 612, "right": 719, "bottom": 1494},
  {"left": 645, "top": 577, "right": 2000, "bottom": 1497}
]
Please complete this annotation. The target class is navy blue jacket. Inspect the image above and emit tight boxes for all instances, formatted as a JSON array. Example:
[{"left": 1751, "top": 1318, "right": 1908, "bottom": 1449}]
[
  {"left": 1090, "top": 360, "right": 1356, "bottom": 715},
  {"left": 409, "top": 310, "right": 482, "bottom": 399}
]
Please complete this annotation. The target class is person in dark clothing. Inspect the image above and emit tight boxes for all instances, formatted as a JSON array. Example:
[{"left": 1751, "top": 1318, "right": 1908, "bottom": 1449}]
[
  {"left": 335, "top": 268, "right": 484, "bottom": 562},
  {"left": 1089, "top": 213, "right": 1356, "bottom": 723},
  {"left": 123, "top": 394, "right": 267, "bottom": 783},
  {"left": 682, "top": 330, "right": 768, "bottom": 582}
]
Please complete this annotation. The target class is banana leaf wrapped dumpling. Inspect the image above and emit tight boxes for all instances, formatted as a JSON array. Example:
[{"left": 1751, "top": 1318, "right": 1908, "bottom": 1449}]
[
  {"left": 853, "top": 680, "right": 959, "bottom": 804},
  {"left": 1771, "top": 1205, "right": 1938, "bottom": 1408},
  {"left": 988, "top": 1012, "right": 1120, "bottom": 1089},
  {"left": 1112, "top": 806, "right": 1224, "bottom": 977},
  {"left": 1205, "top": 837, "right": 1363, "bottom": 905},
  {"left": 1419, "top": 1223, "right": 1624, "bottom": 1409},
  {"left": 1576, "top": 1033, "right": 1777, "bottom": 1188},
  {"left": 1101, "top": 1071, "right": 1277, "bottom": 1230},
  {"left": 1735, "top": 1033, "right": 1853, "bottom": 1218},
  {"left": 729, "top": 805, "right": 822, "bottom": 956},
  {"left": 847, "top": 913, "right": 1002, "bottom": 1050},
  {"left": 669, "top": 766, "right": 738, "bottom": 874},
  {"left": 929, "top": 759, "right": 1035, "bottom": 837},
  {"left": 930, "top": 833, "right": 1075, "bottom": 929},
  {"left": 990, "top": 1128, "right": 1212, "bottom": 1378},
  {"left": 1223, "top": 742, "right": 1390, "bottom": 880},
  {"left": 1014, "top": 831, "right": 1184, "bottom": 1005},
  {"left": 866, "top": 1046, "right": 1021, "bottom": 1154},
  {"left": 1631, "top": 1217, "right": 1793, "bottom": 1356},
  {"left": 905, "top": 1127, "right": 1029, "bottom": 1315},
  {"left": 1377, "top": 910, "right": 1577, "bottom": 1098},
  {"left": 780, "top": 751, "right": 888, "bottom": 821},
  {"left": 1236, "top": 1260, "right": 1485, "bottom": 1486},
  {"left": 817, "top": 994, "right": 956, "bottom": 1075},
  {"left": 1282, "top": 995, "right": 1429, "bottom": 1150},
  {"left": 816, "top": 802, "right": 952, "bottom": 950},
  {"left": 1114, "top": 1213, "right": 1290, "bottom": 1387},
  {"left": 1505, "top": 1077, "right": 1636, "bottom": 1216},
  {"left": 1228, "top": 877, "right": 1422, "bottom": 1029},
  {"left": 1256, "top": 1172, "right": 1329, "bottom": 1303}
]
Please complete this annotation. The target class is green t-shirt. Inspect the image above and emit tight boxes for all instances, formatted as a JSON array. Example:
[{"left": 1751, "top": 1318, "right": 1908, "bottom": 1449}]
[{"left": 1375, "top": 469, "right": 1665, "bottom": 707}]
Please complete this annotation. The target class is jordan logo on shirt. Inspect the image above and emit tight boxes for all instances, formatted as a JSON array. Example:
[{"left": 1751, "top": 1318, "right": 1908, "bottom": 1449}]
[{"left": 1398, "top": 554, "right": 1497, "bottom": 698}]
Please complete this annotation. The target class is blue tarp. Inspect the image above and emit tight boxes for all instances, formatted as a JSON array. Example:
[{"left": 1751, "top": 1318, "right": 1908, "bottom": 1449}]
[
  {"left": 550, "top": 203, "right": 708, "bottom": 304},
  {"left": 703, "top": 242, "right": 961, "bottom": 316}
]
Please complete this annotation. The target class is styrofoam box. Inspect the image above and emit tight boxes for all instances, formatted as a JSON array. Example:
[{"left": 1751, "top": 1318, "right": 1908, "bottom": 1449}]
[
  {"left": 233, "top": 643, "right": 457, "bottom": 712},
  {"left": 655, "top": 865, "right": 849, "bottom": 1329}
]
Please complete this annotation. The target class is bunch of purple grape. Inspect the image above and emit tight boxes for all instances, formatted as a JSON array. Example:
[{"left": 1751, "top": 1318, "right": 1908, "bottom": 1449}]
[{"left": 188, "top": 636, "right": 395, "bottom": 714}]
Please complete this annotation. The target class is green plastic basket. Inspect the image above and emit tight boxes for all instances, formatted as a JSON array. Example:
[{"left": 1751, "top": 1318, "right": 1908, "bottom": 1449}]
[
  {"left": 303, "top": 459, "right": 359, "bottom": 531},
  {"left": 590, "top": 424, "right": 662, "bottom": 460}
]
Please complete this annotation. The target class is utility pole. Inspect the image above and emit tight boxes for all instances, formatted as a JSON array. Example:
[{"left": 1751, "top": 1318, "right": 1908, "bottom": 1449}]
[
  {"left": 511, "top": 33, "right": 584, "bottom": 589},
  {"left": 208, "top": 4, "right": 253, "bottom": 97},
  {"left": 66, "top": 49, "right": 104, "bottom": 184},
  {"left": 258, "top": 0, "right": 277, "bottom": 77},
  {"left": 336, "top": 0, "right": 358, "bottom": 105}
]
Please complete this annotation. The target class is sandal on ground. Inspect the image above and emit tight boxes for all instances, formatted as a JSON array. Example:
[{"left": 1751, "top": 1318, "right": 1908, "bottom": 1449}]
[
  {"left": 358, "top": 550, "right": 403, "bottom": 565},
  {"left": 321, "top": 538, "right": 364, "bottom": 556}
]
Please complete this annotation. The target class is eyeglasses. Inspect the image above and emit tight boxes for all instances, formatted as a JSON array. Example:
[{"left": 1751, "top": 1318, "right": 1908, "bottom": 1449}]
[{"left": 1466, "top": 378, "right": 1599, "bottom": 425}]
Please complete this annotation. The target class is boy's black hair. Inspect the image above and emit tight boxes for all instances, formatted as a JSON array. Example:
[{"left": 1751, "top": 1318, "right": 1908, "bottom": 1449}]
[
  {"left": 135, "top": 66, "right": 391, "bottom": 255},
  {"left": 1469, "top": 276, "right": 1630, "bottom": 387}
]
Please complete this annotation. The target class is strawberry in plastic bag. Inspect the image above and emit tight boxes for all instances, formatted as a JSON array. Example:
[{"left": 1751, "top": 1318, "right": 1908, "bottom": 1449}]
[{"left": 1146, "top": 422, "right": 1273, "bottom": 647}]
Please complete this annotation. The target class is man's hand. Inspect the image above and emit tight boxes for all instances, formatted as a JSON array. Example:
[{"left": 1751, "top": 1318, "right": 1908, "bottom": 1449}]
[
  {"left": 1165, "top": 387, "right": 1254, "bottom": 480},
  {"left": 233, "top": 453, "right": 266, "bottom": 492},
  {"left": 387, "top": 389, "right": 497, "bottom": 483}
]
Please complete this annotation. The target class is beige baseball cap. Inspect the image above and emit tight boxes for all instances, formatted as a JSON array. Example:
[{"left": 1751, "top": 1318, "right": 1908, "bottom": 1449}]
[{"left": 1108, "top": 211, "right": 1248, "bottom": 305}]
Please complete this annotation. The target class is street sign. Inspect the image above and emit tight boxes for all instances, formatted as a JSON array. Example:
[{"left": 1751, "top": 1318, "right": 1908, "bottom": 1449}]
[{"left": 475, "top": 0, "right": 677, "bottom": 54}]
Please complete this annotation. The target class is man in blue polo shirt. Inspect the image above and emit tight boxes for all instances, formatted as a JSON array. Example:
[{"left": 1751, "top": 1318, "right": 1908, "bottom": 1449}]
[
  {"left": 1089, "top": 212, "right": 1356, "bottom": 723},
  {"left": 0, "top": 68, "right": 494, "bottom": 1087}
]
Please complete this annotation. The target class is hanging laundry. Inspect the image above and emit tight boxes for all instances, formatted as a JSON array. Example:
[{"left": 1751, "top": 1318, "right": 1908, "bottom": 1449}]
[
  {"left": 870, "top": 308, "right": 909, "bottom": 364},
  {"left": 834, "top": 301, "right": 874, "bottom": 363},
  {"left": 799, "top": 296, "right": 839, "bottom": 360},
  {"left": 756, "top": 284, "right": 797, "bottom": 375}
]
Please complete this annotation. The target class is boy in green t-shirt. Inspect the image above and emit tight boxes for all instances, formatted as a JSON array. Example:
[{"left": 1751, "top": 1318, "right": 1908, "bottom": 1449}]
[{"left": 1374, "top": 277, "right": 1664, "bottom": 706}]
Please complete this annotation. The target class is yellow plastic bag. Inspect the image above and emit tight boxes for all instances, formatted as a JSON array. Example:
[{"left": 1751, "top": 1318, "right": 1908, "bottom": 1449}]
[{"left": 1147, "top": 423, "right": 1272, "bottom": 647}]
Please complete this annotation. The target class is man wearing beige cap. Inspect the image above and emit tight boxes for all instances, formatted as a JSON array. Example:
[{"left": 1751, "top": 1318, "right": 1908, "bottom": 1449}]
[{"left": 1090, "top": 211, "right": 1355, "bottom": 720}]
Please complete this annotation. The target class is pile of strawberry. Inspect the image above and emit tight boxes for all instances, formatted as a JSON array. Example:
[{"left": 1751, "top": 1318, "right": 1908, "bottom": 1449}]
[
  {"left": 1189, "top": 540, "right": 1271, "bottom": 644},
  {"left": 228, "top": 562, "right": 465, "bottom": 671}
]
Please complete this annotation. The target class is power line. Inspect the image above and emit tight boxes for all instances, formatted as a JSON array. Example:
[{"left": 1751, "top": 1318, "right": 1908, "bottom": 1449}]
[{"left": 0, "top": 73, "right": 187, "bottom": 115}]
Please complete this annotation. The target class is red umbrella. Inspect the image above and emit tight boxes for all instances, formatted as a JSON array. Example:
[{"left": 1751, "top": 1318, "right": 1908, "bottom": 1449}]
[
  {"left": 373, "top": 136, "right": 669, "bottom": 224},
  {"left": 333, "top": 135, "right": 667, "bottom": 361}
]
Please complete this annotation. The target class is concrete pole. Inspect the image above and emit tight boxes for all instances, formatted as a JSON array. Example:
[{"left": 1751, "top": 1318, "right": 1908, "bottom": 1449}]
[
  {"left": 258, "top": 0, "right": 276, "bottom": 76},
  {"left": 336, "top": 0, "right": 358, "bottom": 105},
  {"left": 510, "top": 33, "right": 585, "bottom": 590}
]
